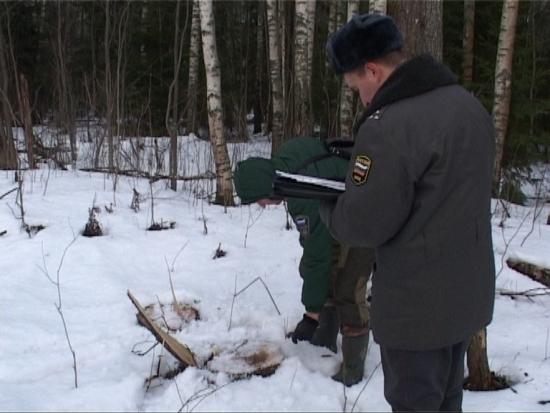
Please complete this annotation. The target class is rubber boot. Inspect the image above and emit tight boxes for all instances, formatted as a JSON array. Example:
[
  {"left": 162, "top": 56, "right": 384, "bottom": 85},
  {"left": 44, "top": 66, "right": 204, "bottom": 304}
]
[
  {"left": 332, "top": 333, "right": 369, "bottom": 386},
  {"left": 310, "top": 305, "right": 339, "bottom": 353}
]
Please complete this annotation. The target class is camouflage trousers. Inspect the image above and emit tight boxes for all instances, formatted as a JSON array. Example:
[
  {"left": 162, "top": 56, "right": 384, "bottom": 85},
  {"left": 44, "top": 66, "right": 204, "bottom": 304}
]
[{"left": 326, "top": 245, "right": 375, "bottom": 332}]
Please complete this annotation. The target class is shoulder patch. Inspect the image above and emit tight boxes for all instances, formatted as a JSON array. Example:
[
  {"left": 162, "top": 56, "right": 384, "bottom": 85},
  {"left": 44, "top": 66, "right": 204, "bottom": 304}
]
[{"left": 351, "top": 155, "right": 372, "bottom": 185}]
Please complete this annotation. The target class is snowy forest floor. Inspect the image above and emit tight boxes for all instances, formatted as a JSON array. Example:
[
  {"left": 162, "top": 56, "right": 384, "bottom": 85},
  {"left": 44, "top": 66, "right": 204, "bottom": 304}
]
[{"left": 1, "top": 165, "right": 549, "bottom": 412}]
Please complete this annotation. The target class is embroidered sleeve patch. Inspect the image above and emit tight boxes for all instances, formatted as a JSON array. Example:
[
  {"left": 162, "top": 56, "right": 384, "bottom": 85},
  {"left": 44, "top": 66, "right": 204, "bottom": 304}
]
[{"left": 351, "top": 155, "right": 372, "bottom": 185}]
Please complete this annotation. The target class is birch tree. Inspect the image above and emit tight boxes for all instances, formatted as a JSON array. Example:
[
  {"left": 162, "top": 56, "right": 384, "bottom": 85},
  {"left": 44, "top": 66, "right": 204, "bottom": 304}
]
[
  {"left": 293, "top": 0, "right": 313, "bottom": 137},
  {"left": 462, "top": 0, "right": 475, "bottom": 89},
  {"left": 339, "top": 0, "right": 359, "bottom": 140},
  {"left": 492, "top": 0, "right": 520, "bottom": 194},
  {"left": 186, "top": 0, "right": 201, "bottom": 134},
  {"left": 199, "top": 0, "right": 234, "bottom": 207},
  {"left": 266, "top": 0, "right": 284, "bottom": 152},
  {"left": 369, "top": 0, "right": 387, "bottom": 14},
  {"left": 470, "top": 1, "right": 519, "bottom": 391}
]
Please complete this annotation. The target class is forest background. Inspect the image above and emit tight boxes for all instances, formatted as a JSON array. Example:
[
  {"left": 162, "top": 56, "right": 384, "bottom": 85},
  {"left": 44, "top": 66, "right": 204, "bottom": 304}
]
[{"left": 0, "top": 0, "right": 548, "bottom": 202}]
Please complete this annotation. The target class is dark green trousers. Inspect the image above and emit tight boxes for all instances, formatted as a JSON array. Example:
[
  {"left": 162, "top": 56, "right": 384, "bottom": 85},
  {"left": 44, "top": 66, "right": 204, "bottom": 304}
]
[{"left": 328, "top": 246, "right": 375, "bottom": 330}]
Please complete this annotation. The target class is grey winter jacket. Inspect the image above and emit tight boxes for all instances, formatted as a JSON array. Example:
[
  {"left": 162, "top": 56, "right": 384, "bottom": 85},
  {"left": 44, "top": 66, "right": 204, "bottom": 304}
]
[{"left": 321, "top": 55, "right": 496, "bottom": 351}]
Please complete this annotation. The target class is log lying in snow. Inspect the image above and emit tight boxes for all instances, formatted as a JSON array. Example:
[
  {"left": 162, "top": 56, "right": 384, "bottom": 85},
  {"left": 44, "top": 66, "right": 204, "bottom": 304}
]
[{"left": 506, "top": 258, "right": 550, "bottom": 287}]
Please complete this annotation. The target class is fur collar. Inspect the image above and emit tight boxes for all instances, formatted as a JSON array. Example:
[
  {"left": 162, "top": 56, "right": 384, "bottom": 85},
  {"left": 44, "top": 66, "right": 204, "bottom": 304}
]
[{"left": 355, "top": 55, "right": 458, "bottom": 131}]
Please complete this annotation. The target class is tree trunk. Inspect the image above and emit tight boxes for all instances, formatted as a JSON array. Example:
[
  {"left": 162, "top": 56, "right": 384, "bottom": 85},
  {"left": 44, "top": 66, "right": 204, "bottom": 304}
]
[
  {"left": 462, "top": 0, "right": 475, "bottom": 89},
  {"left": 0, "top": 19, "right": 17, "bottom": 170},
  {"left": 465, "top": 328, "right": 506, "bottom": 390},
  {"left": 104, "top": 2, "right": 114, "bottom": 172},
  {"left": 492, "top": 0, "right": 519, "bottom": 195},
  {"left": 266, "top": 0, "right": 284, "bottom": 153},
  {"left": 17, "top": 74, "right": 35, "bottom": 169},
  {"left": 369, "top": 0, "right": 387, "bottom": 14},
  {"left": 293, "top": 0, "right": 313, "bottom": 137},
  {"left": 198, "top": 0, "right": 234, "bottom": 207},
  {"left": 389, "top": 0, "right": 443, "bottom": 60},
  {"left": 56, "top": 3, "right": 76, "bottom": 164},
  {"left": 306, "top": 0, "right": 316, "bottom": 134},
  {"left": 166, "top": 0, "right": 189, "bottom": 191},
  {"left": 186, "top": 0, "right": 201, "bottom": 135},
  {"left": 339, "top": 0, "right": 359, "bottom": 140}
]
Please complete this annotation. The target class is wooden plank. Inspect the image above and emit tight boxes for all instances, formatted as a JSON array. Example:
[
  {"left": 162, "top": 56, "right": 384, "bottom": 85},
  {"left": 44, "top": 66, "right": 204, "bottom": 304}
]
[{"left": 127, "top": 290, "right": 197, "bottom": 367}]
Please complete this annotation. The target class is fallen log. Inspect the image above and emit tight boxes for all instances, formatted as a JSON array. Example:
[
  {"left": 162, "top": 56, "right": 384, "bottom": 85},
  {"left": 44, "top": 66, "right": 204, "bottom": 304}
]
[
  {"left": 79, "top": 168, "right": 215, "bottom": 182},
  {"left": 506, "top": 258, "right": 550, "bottom": 288}
]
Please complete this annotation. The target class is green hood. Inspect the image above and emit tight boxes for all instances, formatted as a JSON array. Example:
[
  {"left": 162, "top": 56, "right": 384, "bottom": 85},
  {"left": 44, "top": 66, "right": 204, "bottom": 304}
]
[{"left": 234, "top": 157, "right": 275, "bottom": 204}]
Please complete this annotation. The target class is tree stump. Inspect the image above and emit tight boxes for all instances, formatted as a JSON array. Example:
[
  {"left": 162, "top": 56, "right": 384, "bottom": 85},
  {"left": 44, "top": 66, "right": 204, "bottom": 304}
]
[{"left": 464, "top": 328, "right": 508, "bottom": 391}]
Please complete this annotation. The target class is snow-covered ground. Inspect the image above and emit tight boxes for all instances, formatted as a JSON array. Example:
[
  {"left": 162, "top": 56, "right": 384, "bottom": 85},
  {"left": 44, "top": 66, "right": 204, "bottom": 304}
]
[{"left": 1, "top": 154, "right": 549, "bottom": 411}]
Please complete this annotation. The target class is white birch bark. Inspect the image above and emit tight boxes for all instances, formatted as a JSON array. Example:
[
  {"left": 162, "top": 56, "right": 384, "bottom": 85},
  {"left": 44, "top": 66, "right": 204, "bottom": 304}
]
[
  {"left": 293, "top": 0, "right": 312, "bottom": 137},
  {"left": 267, "top": 0, "right": 284, "bottom": 152},
  {"left": 187, "top": 0, "right": 201, "bottom": 134},
  {"left": 492, "top": 0, "right": 519, "bottom": 192},
  {"left": 198, "top": 0, "right": 234, "bottom": 206},
  {"left": 369, "top": 0, "right": 387, "bottom": 14},
  {"left": 339, "top": 0, "right": 359, "bottom": 140}
]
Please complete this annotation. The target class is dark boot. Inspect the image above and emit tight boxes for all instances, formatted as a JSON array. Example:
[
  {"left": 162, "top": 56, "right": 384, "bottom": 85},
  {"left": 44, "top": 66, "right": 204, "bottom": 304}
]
[
  {"left": 332, "top": 333, "right": 369, "bottom": 386},
  {"left": 310, "top": 305, "right": 339, "bottom": 353}
]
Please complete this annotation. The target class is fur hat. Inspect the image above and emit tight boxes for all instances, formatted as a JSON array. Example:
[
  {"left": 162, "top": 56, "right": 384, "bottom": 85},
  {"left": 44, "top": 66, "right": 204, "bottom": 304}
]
[
  {"left": 233, "top": 157, "right": 275, "bottom": 204},
  {"left": 326, "top": 13, "right": 403, "bottom": 74}
]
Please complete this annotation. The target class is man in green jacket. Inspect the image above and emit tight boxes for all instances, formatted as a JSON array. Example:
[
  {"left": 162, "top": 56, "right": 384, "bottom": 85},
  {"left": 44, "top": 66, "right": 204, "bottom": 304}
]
[{"left": 234, "top": 137, "right": 374, "bottom": 386}]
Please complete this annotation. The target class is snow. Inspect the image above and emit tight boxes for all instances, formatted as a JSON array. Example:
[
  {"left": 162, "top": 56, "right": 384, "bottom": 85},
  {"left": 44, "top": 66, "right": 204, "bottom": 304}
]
[{"left": 1, "top": 148, "right": 550, "bottom": 411}]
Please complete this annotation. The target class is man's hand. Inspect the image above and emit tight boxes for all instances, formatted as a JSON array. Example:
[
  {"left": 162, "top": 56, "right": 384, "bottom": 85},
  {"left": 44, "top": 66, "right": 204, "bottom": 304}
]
[{"left": 287, "top": 313, "right": 319, "bottom": 343}]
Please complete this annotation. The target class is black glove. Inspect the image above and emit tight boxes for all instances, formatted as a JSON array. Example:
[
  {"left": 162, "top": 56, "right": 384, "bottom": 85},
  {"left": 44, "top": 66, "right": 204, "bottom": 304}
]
[{"left": 287, "top": 314, "right": 319, "bottom": 343}]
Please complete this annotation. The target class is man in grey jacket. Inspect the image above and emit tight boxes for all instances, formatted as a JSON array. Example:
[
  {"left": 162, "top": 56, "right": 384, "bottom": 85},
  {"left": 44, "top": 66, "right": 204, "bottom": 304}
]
[{"left": 322, "top": 14, "right": 496, "bottom": 411}]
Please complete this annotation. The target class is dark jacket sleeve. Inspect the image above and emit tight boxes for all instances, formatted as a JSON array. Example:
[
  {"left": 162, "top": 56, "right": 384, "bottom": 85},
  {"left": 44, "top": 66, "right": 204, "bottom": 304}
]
[
  {"left": 321, "top": 120, "right": 415, "bottom": 247},
  {"left": 289, "top": 199, "right": 333, "bottom": 313}
]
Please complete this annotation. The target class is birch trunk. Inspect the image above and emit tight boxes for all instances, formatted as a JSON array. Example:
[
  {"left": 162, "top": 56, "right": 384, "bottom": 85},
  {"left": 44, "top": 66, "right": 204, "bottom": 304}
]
[
  {"left": 293, "top": 0, "right": 312, "bottom": 137},
  {"left": 369, "top": 0, "right": 387, "bottom": 14},
  {"left": 17, "top": 74, "right": 35, "bottom": 169},
  {"left": 492, "top": 0, "right": 519, "bottom": 194},
  {"left": 462, "top": 0, "right": 475, "bottom": 89},
  {"left": 199, "top": 0, "right": 234, "bottom": 207},
  {"left": 390, "top": 0, "right": 443, "bottom": 61},
  {"left": 266, "top": 0, "right": 284, "bottom": 153},
  {"left": 339, "top": 0, "right": 359, "bottom": 140},
  {"left": 186, "top": 0, "right": 201, "bottom": 134}
]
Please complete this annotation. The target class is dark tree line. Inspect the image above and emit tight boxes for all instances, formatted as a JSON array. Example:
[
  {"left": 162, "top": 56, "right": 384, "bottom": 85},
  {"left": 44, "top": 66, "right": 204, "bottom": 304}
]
[{"left": 0, "top": 1, "right": 549, "bottom": 191}]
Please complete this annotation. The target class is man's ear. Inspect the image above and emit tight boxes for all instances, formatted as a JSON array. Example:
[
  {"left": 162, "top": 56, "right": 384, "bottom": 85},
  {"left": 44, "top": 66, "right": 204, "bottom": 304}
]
[{"left": 365, "top": 62, "right": 380, "bottom": 80}]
